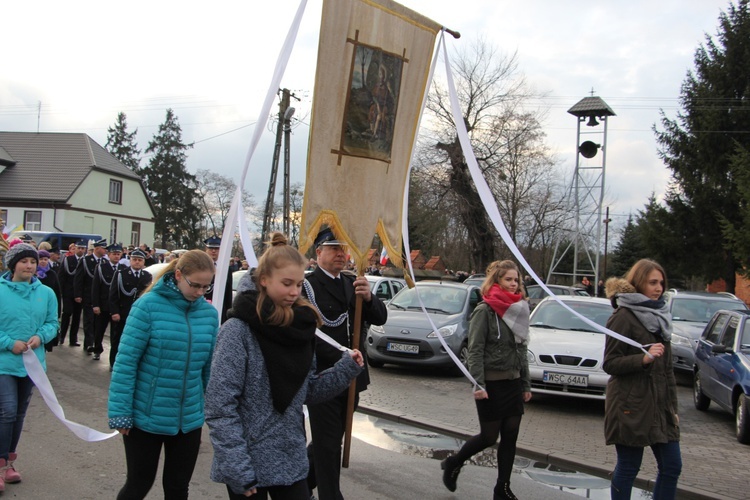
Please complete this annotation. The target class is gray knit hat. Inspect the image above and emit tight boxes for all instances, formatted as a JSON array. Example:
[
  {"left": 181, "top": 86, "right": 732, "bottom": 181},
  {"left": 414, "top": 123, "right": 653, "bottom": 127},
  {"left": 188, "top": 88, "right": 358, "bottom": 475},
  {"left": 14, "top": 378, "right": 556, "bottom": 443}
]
[{"left": 4, "top": 241, "right": 39, "bottom": 273}]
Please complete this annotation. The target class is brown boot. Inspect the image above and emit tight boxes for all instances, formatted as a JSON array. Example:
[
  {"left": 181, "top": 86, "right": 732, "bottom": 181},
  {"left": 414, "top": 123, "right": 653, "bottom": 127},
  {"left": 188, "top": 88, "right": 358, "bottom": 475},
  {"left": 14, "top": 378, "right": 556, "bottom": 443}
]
[{"left": 4, "top": 453, "right": 21, "bottom": 483}]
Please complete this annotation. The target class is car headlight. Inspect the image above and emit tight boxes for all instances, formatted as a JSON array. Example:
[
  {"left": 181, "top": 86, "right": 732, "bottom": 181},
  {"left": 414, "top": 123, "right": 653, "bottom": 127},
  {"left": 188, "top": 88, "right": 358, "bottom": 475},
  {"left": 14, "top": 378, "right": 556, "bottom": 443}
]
[
  {"left": 427, "top": 324, "right": 458, "bottom": 338},
  {"left": 670, "top": 334, "right": 693, "bottom": 348},
  {"left": 370, "top": 325, "right": 385, "bottom": 334},
  {"left": 527, "top": 350, "right": 536, "bottom": 364}
]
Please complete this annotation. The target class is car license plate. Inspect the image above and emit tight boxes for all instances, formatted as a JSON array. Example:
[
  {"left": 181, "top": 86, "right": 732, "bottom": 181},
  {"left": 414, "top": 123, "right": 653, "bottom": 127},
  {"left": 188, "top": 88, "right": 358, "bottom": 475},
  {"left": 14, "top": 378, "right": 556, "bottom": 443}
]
[
  {"left": 543, "top": 371, "right": 588, "bottom": 387},
  {"left": 386, "top": 342, "right": 419, "bottom": 354}
]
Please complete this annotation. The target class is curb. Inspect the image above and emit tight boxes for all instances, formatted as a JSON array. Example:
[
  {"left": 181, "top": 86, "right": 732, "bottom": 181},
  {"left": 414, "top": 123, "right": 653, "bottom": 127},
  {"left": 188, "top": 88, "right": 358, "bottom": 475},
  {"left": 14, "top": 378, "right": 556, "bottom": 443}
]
[{"left": 357, "top": 404, "right": 728, "bottom": 500}]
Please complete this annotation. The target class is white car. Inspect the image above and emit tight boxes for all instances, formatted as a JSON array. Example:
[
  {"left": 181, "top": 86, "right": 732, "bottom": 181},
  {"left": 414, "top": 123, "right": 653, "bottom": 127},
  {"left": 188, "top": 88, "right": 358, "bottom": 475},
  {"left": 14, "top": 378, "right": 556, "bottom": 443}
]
[
  {"left": 527, "top": 296, "right": 613, "bottom": 400},
  {"left": 365, "top": 275, "right": 406, "bottom": 302}
]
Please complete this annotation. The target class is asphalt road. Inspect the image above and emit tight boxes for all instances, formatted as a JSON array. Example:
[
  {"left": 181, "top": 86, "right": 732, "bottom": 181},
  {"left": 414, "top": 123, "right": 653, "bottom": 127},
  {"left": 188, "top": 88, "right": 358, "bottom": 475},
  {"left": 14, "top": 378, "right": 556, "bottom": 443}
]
[
  {"left": 360, "top": 363, "right": 747, "bottom": 500},
  {"left": 9, "top": 341, "right": 587, "bottom": 500}
]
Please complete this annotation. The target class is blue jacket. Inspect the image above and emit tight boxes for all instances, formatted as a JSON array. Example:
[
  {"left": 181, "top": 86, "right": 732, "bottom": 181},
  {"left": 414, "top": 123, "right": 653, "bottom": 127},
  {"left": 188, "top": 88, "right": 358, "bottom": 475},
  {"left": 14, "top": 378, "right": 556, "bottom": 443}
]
[
  {"left": 205, "top": 273, "right": 362, "bottom": 493},
  {"left": 0, "top": 272, "right": 58, "bottom": 376},
  {"left": 108, "top": 272, "right": 219, "bottom": 435}
]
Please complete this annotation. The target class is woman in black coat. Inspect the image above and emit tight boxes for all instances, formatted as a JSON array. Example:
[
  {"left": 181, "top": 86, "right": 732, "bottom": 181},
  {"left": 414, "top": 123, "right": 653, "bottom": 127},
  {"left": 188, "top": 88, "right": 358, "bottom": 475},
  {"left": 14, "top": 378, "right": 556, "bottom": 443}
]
[{"left": 36, "top": 249, "right": 61, "bottom": 352}]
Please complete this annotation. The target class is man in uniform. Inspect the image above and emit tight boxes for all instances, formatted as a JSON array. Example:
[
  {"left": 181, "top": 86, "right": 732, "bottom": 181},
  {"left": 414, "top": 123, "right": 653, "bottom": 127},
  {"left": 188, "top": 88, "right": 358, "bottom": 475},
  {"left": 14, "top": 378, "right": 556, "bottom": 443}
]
[
  {"left": 203, "top": 235, "right": 233, "bottom": 323},
  {"left": 91, "top": 243, "right": 127, "bottom": 361},
  {"left": 75, "top": 238, "right": 107, "bottom": 353},
  {"left": 304, "top": 227, "right": 388, "bottom": 500},
  {"left": 108, "top": 248, "right": 151, "bottom": 370},
  {"left": 58, "top": 239, "right": 86, "bottom": 346}
]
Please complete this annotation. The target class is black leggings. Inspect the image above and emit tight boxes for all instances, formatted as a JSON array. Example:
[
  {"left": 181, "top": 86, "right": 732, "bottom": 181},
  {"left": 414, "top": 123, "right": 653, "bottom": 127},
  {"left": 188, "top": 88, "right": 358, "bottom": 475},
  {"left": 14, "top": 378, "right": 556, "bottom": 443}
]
[
  {"left": 454, "top": 415, "right": 522, "bottom": 483},
  {"left": 117, "top": 427, "right": 202, "bottom": 500},
  {"left": 225, "top": 479, "right": 309, "bottom": 500}
]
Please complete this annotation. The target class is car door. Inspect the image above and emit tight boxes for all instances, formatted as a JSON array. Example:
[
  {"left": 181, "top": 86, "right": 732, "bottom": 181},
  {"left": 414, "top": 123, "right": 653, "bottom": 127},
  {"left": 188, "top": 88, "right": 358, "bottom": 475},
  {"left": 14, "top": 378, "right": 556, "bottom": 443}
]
[
  {"left": 700, "top": 313, "right": 730, "bottom": 398},
  {"left": 712, "top": 316, "right": 740, "bottom": 409}
]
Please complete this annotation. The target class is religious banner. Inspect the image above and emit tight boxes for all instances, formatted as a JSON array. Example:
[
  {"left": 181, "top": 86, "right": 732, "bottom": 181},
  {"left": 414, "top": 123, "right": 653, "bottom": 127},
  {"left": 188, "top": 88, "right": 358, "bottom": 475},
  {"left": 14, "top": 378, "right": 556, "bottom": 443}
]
[{"left": 299, "top": 0, "right": 441, "bottom": 270}]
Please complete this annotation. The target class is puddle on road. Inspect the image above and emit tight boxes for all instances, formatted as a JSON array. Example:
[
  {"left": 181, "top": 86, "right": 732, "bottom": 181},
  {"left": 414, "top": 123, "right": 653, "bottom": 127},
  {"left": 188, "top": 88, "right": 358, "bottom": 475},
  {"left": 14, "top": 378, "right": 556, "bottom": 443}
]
[{"left": 352, "top": 413, "right": 651, "bottom": 499}]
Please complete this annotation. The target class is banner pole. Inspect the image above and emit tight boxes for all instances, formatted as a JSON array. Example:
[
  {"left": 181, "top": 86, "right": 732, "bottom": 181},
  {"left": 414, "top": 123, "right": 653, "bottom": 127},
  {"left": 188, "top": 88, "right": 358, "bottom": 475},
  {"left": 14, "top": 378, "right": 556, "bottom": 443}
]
[{"left": 341, "top": 289, "right": 363, "bottom": 468}]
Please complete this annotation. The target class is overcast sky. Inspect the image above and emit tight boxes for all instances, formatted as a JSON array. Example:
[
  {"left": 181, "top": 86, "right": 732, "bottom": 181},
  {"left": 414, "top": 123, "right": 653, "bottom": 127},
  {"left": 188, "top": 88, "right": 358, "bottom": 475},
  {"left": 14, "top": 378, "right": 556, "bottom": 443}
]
[{"left": 1, "top": 0, "right": 732, "bottom": 233}]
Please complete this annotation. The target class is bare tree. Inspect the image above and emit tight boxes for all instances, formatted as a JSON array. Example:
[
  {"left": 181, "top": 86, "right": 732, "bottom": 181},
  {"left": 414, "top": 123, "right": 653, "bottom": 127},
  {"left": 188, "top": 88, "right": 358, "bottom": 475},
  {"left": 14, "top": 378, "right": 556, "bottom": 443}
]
[{"left": 194, "top": 169, "right": 255, "bottom": 240}]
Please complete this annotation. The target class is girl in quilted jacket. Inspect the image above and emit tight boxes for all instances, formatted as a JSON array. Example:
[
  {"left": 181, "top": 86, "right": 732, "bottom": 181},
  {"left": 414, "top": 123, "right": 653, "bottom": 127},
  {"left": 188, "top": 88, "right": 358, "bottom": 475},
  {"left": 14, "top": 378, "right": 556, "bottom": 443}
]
[
  {"left": 205, "top": 232, "right": 363, "bottom": 499},
  {"left": 441, "top": 260, "right": 531, "bottom": 500},
  {"left": 108, "top": 249, "right": 219, "bottom": 500},
  {"left": 604, "top": 259, "right": 680, "bottom": 500}
]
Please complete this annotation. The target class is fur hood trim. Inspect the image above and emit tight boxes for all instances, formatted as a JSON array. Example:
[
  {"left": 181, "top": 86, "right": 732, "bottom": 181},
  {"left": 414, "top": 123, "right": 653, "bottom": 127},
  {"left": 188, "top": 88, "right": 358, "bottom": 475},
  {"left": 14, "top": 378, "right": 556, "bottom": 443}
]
[{"left": 605, "top": 277, "right": 635, "bottom": 298}]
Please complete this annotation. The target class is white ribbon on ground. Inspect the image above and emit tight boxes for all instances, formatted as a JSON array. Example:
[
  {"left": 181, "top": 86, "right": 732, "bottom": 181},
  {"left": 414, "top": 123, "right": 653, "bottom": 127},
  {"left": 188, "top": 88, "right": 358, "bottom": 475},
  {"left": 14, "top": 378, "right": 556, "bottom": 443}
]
[
  {"left": 212, "top": 0, "right": 307, "bottom": 314},
  {"left": 22, "top": 351, "right": 117, "bottom": 441},
  {"left": 438, "top": 38, "right": 646, "bottom": 354}
]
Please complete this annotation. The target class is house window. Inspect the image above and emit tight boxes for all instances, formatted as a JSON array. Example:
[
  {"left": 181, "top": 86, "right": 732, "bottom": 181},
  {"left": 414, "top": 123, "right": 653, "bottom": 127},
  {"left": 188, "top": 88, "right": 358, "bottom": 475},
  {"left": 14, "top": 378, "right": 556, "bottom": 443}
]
[
  {"left": 131, "top": 222, "right": 141, "bottom": 247},
  {"left": 110, "top": 219, "right": 118, "bottom": 243},
  {"left": 0, "top": 209, "right": 7, "bottom": 226},
  {"left": 24, "top": 211, "right": 42, "bottom": 231},
  {"left": 109, "top": 179, "right": 123, "bottom": 204}
]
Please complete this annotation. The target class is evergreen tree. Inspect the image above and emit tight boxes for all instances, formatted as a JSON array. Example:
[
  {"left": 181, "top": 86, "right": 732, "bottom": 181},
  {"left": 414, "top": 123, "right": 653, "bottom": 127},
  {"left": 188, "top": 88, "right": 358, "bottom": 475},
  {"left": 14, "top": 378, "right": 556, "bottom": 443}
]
[
  {"left": 608, "top": 215, "right": 645, "bottom": 279},
  {"left": 654, "top": 0, "right": 750, "bottom": 292},
  {"left": 141, "top": 109, "right": 200, "bottom": 248},
  {"left": 105, "top": 112, "right": 141, "bottom": 174},
  {"left": 718, "top": 143, "right": 750, "bottom": 277}
]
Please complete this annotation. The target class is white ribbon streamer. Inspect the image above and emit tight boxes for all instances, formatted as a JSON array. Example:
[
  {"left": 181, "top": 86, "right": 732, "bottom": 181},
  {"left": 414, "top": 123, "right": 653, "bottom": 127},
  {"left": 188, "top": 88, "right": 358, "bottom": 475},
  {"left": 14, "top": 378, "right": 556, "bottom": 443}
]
[
  {"left": 22, "top": 351, "right": 117, "bottom": 441},
  {"left": 212, "top": 0, "right": 307, "bottom": 315},
  {"left": 438, "top": 38, "right": 646, "bottom": 354},
  {"left": 315, "top": 328, "right": 352, "bottom": 353}
]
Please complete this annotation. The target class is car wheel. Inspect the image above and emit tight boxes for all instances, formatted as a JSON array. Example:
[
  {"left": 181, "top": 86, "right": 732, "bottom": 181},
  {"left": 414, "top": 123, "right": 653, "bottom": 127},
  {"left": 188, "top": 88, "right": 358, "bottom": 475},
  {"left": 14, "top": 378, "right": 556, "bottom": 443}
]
[
  {"left": 368, "top": 359, "right": 384, "bottom": 369},
  {"left": 736, "top": 394, "right": 750, "bottom": 444},
  {"left": 694, "top": 371, "right": 711, "bottom": 411}
]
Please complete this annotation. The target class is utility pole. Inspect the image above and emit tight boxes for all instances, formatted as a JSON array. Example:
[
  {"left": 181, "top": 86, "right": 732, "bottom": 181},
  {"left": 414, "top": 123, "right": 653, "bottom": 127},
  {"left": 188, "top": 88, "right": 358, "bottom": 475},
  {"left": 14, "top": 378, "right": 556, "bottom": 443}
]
[{"left": 261, "top": 89, "right": 297, "bottom": 245}]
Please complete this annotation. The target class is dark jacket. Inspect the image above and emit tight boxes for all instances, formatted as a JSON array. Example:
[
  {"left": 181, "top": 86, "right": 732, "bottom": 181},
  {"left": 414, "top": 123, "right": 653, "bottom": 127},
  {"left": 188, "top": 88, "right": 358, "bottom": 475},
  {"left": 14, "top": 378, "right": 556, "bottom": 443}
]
[
  {"left": 109, "top": 268, "right": 152, "bottom": 321},
  {"left": 302, "top": 266, "right": 387, "bottom": 391},
  {"left": 92, "top": 260, "right": 127, "bottom": 311},
  {"left": 603, "top": 281, "right": 679, "bottom": 447},
  {"left": 205, "top": 265, "right": 233, "bottom": 324},
  {"left": 58, "top": 254, "right": 80, "bottom": 298},
  {"left": 74, "top": 254, "right": 100, "bottom": 305},
  {"left": 466, "top": 302, "right": 530, "bottom": 391}
]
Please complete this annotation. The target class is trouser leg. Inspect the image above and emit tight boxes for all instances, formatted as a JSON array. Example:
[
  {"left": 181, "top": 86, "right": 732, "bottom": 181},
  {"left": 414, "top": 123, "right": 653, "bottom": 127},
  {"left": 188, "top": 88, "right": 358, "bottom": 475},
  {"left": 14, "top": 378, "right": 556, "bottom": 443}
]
[
  {"left": 162, "top": 428, "right": 202, "bottom": 500},
  {"left": 82, "top": 305, "right": 94, "bottom": 350},
  {"left": 307, "top": 391, "right": 353, "bottom": 500},
  {"left": 611, "top": 444, "right": 645, "bottom": 500},
  {"left": 117, "top": 428, "right": 163, "bottom": 500},
  {"left": 93, "top": 313, "right": 109, "bottom": 355},
  {"left": 651, "top": 441, "right": 681, "bottom": 500}
]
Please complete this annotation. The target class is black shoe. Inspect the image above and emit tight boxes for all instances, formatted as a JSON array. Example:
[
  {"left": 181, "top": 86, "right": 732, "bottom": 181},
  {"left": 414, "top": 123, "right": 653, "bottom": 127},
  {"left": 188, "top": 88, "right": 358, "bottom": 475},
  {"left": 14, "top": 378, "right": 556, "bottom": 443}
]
[
  {"left": 493, "top": 482, "right": 518, "bottom": 500},
  {"left": 70, "top": 342, "right": 81, "bottom": 347},
  {"left": 86, "top": 346, "right": 94, "bottom": 354},
  {"left": 93, "top": 354, "right": 101, "bottom": 360},
  {"left": 441, "top": 456, "right": 462, "bottom": 492}
]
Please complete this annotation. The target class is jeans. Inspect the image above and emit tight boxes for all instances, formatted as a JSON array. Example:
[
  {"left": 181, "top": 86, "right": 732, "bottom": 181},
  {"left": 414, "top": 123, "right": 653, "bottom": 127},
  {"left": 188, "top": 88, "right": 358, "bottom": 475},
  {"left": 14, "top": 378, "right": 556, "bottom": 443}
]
[
  {"left": 611, "top": 441, "right": 682, "bottom": 500},
  {"left": 0, "top": 375, "right": 35, "bottom": 460},
  {"left": 117, "top": 427, "right": 202, "bottom": 500}
]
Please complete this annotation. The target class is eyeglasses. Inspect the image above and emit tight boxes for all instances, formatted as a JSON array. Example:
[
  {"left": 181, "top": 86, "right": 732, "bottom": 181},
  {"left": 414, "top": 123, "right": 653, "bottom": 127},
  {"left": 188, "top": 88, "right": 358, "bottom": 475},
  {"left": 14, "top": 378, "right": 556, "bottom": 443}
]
[{"left": 183, "top": 276, "right": 213, "bottom": 291}]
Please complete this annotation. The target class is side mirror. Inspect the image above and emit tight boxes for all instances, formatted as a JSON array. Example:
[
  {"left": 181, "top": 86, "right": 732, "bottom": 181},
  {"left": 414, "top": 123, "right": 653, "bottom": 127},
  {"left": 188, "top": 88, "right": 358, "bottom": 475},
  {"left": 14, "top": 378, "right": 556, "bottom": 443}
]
[{"left": 711, "top": 344, "right": 733, "bottom": 354}]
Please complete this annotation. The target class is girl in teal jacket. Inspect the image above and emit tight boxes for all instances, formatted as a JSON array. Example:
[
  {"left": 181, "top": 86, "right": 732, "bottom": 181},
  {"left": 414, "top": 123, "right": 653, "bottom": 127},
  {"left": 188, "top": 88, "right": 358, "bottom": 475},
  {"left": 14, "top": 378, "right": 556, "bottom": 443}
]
[
  {"left": 0, "top": 241, "right": 58, "bottom": 492},
  {"left": 108, "top": 249, "right": 219, "bottom": 500}
]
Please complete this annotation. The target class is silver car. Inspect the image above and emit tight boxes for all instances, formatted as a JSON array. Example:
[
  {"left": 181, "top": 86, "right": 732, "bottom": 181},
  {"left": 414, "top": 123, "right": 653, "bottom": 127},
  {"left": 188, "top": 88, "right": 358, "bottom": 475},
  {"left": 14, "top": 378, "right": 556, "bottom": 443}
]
[
  {"left": 527, "top": 296, "right": 613, "bottom": 400},
  {"left": 366, "top": 281, "right": 481, "bottom": 371},
  {"left": 667, "top": 291, "right": 749, "bottom": 371},
  {"left": 365, "top": 275, "right": 406, "bottom": 302}
]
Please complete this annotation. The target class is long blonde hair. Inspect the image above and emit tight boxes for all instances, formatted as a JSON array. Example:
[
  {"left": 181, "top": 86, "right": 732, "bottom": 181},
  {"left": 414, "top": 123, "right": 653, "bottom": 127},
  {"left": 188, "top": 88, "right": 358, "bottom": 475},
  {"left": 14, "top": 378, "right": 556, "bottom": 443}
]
[
  {"left": 254, "top": 232, "right": 321, "bottom": 327},
  {"left": 142, "top": 249, "right": 215, "bottom": 295},
  {"left": 481, "top": 260, "right": 522, "bottom": 296}
]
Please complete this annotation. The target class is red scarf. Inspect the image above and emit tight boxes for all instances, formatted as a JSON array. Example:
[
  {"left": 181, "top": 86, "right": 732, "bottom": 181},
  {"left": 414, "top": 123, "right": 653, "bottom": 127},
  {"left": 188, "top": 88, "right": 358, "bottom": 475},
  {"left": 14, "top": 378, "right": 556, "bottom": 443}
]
[{"left": 482, "top": 284, "right": 523, "bottom": 318}]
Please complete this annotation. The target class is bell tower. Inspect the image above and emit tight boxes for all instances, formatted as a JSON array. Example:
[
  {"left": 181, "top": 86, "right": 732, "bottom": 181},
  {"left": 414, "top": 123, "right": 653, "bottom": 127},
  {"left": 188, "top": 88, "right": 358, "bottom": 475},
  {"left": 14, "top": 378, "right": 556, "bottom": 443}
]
[{"left": 548, "top": 93, "right": 615, "bottom": 288}]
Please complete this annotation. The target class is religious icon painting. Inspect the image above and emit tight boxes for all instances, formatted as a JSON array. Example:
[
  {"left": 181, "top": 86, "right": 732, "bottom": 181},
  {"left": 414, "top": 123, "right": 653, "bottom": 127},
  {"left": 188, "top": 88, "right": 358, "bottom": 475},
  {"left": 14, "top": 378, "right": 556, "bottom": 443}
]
[{"left": 340, "top": 43, "right": 404, "bottom": 163}]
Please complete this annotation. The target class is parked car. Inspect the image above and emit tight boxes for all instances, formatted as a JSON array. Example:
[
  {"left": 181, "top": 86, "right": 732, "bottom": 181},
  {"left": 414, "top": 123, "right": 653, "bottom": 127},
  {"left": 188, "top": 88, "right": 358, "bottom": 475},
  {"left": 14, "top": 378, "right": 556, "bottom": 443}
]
[
  {"left": 144, "top": 262, "right": 169, "bottom": 281},
  {"left": 526, "top": 285, "right": 590, "bottom": 311},
  {"left": 693, "top": 309, "right": 750, "bottom": 444},
  {"left": 366, "top": 281, "right": 482, "bottom": 371},
  {"left": 24, "top": 231, "right": 103, "bottom": 252},
  {"left": 463, "top": 277, "right": 485, "bottom": 287},
  {"left": 527, "top": 296, "right": 614, "bottom": 400},
  {"left": 365, "top": 275, "right": 406, "bottom": 302},
  {"left": 666, "top": 291, "right": 749, "bottom": 372}
]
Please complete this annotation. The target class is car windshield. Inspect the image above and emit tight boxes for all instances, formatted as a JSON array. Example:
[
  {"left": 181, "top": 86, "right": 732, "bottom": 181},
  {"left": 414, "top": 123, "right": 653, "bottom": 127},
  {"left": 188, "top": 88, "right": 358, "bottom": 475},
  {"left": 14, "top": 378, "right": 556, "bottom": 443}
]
[
  {"left": 670, "top": 297, "right": 748, "bottom": 323},
  {"left": 530, "top": 301, "right": 612, "bottom": 332},
  {"left": 742, "top": 318, "right": 750, "bottom": 351},
  {"left": 389, "top": 286, "right": 467, "bottom": 315}
]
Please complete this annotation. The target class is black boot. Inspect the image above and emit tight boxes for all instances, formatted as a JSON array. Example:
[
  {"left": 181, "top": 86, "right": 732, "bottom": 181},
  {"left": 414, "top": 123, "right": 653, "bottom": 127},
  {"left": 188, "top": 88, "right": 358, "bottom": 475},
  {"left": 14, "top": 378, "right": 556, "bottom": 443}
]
[
  {"left": 493, "top": 482, "right": 518, "bottom": 500},
  {"left": 440, "top": 456, "right": 463, "bottom": 492}
]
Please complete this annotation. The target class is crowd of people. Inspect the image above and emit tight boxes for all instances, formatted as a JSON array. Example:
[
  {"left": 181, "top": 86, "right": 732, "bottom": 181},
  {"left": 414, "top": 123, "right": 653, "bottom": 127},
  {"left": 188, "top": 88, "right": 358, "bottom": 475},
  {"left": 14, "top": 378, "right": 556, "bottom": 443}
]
[{"left": 0, "top": 227, "right": 681, "bottom": 500}]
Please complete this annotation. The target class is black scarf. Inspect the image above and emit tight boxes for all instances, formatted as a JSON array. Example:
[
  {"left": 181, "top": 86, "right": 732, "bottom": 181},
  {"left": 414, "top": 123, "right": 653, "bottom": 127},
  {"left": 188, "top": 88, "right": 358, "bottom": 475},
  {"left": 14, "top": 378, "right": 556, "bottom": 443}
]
[{"left": 228, "top": 290, "right": 317, "bottom": 414}]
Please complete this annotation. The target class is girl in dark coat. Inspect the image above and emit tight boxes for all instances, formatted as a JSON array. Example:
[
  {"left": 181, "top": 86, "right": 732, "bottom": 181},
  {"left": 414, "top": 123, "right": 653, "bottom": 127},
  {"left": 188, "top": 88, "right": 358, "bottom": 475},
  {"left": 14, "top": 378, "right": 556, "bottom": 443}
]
[{"left": 604, "top": 259, "right": 681, "bottom": 500}]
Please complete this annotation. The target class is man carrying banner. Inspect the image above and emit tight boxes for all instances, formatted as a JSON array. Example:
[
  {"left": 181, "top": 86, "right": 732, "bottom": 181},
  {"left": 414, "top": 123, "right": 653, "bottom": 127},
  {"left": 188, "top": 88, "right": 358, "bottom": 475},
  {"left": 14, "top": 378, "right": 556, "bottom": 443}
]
[{"left": 304, "top": 227, "right": 387, "bottom": 500}]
